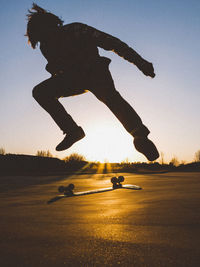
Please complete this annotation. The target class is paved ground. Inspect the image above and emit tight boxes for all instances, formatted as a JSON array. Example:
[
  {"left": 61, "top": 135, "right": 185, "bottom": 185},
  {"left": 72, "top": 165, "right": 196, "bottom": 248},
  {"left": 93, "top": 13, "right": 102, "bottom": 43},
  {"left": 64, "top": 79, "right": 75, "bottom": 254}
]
[{"left": 0, "top": 172, "right": 200, "bottom": 267}]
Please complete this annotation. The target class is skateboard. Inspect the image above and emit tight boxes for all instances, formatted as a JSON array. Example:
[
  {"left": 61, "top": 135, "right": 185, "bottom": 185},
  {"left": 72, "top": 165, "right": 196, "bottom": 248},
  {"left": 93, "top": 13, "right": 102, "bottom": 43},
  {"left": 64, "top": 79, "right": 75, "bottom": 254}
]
[
  {"left": 47, "top": 176, "right": 141, "bottom": 204},
  {"left": 47, "top": 176, "right": 142, "bottom": 204}
]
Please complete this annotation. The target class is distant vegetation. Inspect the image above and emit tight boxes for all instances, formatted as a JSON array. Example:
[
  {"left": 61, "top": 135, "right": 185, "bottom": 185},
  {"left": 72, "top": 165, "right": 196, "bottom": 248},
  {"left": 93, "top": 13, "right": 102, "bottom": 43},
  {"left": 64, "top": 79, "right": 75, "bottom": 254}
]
[
  {"left": 194, "top": 150, "right": 200, "bottom": 162},
  {"left": 63, "top": 153, "right": 86, "bottom": 163},
  {"left": 0, "top": 147, "right": 6, "bottom": 155},
  {"left": 0, "top": 148, "right": 200, "bottom": 175},
  {"left": 36, "top": 150, "right": 53, "bottom": 157}
]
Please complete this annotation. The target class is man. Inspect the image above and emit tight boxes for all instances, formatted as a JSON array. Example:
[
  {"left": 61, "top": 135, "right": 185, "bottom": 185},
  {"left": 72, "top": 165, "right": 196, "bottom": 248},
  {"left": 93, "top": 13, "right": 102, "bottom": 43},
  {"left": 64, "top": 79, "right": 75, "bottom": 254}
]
[{"left": 26, "top": 3, "right": 159, "bottom": 161}]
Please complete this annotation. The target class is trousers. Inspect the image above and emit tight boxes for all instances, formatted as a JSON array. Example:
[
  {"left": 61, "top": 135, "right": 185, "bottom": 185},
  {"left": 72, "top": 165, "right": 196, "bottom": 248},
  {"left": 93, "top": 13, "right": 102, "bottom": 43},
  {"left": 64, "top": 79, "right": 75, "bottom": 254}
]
[{"left": 32, "top": 59, "right": 150, "bottom": 137}]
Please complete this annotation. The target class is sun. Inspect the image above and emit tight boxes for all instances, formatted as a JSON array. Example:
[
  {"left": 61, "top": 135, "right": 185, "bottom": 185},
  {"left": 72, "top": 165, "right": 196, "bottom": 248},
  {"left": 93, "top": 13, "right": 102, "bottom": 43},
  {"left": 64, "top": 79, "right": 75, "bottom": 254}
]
[{"left": 70, "top": 121, "right": 144, "bottom": 163}]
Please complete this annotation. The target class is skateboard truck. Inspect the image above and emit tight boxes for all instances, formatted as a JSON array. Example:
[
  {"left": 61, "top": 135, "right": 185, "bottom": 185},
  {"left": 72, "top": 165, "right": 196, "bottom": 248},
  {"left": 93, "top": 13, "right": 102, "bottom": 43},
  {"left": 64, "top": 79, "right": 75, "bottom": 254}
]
[
  {"left": 58, "top": 183, "right": 75, "bottom": 196},
  {"left": 111, "top": 176, "right": 125, "bottom": 189}
]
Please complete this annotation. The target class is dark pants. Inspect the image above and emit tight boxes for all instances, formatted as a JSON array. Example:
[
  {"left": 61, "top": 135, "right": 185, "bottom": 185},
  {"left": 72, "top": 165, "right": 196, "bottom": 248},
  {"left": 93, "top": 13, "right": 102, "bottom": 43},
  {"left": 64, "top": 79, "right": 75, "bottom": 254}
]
[{"left": 32, "top": 60, "right": 150, "bottom": 137}]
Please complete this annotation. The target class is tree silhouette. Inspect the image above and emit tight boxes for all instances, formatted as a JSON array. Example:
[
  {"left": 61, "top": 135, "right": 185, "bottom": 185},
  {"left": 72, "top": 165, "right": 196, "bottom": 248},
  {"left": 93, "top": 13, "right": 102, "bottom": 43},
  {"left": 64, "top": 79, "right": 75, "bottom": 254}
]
[
  {"left": 194, "top": 150, "right": 200, "bottom": 162},
  {"left": 63, "top": 153, "right": 86, "bottom": 163},
  {"left": 0, "top": 147, "right": 5, "bottom": 155},
  {"left": 169, "top": 156, "right": 179, "bottom": 167},
  {"left": 36, "top": 150, "right": 53, "bottom": 157},
  {"left": 159, "top": 151, "right": 165, "bottom": 165}
]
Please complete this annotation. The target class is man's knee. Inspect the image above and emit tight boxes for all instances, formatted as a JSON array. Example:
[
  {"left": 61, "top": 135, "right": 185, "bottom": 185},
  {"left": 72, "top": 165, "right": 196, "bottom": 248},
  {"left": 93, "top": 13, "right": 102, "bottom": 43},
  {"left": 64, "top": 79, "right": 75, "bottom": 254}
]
[
  {"left": 32, "top": 83, "right": 50, "bottom": 101},
  {"left": 32, "top": 84, "right": 42, "bottom": 100}
]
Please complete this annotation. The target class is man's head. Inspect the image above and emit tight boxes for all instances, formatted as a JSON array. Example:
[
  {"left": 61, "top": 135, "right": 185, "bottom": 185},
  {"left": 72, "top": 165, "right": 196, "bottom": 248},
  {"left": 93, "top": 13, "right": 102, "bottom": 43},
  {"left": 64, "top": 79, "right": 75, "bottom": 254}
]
[{"left": 26, "top": 3, "right": 63, "bottom": 48}]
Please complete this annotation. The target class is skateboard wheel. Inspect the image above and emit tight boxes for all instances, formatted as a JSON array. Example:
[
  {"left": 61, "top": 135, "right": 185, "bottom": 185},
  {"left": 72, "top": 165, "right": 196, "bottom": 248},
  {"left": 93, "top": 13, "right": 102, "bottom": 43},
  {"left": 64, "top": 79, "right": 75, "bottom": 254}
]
[
  {"left": 68, "top": 184, "right": 75, "bottom": 190},
  {"left": 58, "top": 186, "right": 65, "bottom": 193},
  {"left": 111, "top": 177, "right": 118, "bottom": 184},
  {"left": 118, "top": 176, "right": 125, "bottom": 183}
]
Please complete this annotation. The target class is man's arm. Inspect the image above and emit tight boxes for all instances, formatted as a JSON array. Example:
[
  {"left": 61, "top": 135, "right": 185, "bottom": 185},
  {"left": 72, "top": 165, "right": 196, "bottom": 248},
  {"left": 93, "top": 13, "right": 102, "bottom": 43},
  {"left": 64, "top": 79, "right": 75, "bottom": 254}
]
[{"left": 72, "top": 23, "right": 155, "bottom": 78}]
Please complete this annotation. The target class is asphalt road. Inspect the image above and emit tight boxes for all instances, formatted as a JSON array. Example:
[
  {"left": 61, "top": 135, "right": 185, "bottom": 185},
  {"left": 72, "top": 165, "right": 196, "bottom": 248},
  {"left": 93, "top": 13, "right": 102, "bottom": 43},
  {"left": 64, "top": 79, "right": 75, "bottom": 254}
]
[{"left": 0, "top": 172, "right": 200, "bottom": 267}]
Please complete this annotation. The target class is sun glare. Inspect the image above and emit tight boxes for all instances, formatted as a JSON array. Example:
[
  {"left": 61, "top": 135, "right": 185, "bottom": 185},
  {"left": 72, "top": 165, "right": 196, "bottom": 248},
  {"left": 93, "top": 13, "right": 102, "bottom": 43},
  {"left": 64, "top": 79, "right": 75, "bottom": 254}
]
[{"left": 72, "top": 122, "right": 144, "bottom": 163}]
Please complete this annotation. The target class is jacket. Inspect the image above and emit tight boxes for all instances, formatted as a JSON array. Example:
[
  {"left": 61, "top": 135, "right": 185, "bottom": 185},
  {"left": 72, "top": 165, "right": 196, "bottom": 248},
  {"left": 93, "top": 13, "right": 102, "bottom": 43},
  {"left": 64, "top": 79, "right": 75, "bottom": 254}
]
[{"left": 40, "top": 22, "right": 146, "bottom": 75}]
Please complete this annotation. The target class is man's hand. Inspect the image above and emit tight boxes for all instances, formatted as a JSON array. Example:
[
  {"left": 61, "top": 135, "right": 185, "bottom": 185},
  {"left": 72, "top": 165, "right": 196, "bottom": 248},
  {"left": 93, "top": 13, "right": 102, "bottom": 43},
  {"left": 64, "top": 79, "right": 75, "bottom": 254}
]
[{"left": 139, "top": 60, "right": 155, "bottom": 78}]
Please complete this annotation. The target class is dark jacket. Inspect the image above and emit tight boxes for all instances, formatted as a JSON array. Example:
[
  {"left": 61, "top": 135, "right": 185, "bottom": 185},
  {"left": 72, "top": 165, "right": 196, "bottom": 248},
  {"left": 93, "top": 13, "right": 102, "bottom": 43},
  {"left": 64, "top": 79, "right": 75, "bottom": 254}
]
[{"left": 40, "top": 22, "right": 145, "bottom": 75}]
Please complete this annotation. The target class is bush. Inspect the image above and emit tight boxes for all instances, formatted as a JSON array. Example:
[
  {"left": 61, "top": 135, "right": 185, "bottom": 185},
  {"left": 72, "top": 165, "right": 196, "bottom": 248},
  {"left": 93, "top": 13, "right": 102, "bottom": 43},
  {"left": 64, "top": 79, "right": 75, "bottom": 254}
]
[
  {"left": 36, "top": 150, "right": 53, "bottom": 157},
  {"left": 63, "top": 153, "right": 86, "bottom": 163},
  {"left": 194, "top": 150, "right": 200, "bottom": 162},
  {"left": 0, "top": 147, "right": 5, "bottom": 155}
]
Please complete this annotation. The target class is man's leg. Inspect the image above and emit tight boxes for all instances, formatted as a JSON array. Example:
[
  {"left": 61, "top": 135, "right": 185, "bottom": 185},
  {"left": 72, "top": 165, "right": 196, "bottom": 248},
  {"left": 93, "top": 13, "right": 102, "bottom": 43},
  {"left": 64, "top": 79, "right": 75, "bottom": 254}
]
[
  {"left": 89, "top": 66, "right": 159, "bottom": 161},
  {"left": 32, "top": 75, "right": 85, "bottom": 151}
]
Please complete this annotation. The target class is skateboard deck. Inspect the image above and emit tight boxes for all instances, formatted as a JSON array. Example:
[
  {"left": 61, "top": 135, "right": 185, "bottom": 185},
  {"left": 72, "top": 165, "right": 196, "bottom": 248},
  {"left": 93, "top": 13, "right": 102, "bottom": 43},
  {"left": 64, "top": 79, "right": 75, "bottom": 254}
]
[{"left": 47, "top": 176, "right": 141, "bottom": 204}]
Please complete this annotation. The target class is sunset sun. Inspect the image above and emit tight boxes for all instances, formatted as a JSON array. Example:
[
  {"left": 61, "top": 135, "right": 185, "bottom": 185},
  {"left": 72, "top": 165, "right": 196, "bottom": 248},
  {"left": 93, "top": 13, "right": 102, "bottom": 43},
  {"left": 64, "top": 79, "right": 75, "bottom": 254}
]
[{"left": 67, "top": 122, "right": 144, "bottom": 163}]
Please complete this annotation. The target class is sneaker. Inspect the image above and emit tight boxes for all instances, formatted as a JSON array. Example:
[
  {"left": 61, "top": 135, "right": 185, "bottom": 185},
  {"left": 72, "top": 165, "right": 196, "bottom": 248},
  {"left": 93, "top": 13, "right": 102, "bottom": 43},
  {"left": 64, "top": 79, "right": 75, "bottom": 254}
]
[
  {"left": 133, "top": 136, "right": 159, "bottom": 161},
  {"left": 56, "top": 127, "right": 85, "bottom": 151}
]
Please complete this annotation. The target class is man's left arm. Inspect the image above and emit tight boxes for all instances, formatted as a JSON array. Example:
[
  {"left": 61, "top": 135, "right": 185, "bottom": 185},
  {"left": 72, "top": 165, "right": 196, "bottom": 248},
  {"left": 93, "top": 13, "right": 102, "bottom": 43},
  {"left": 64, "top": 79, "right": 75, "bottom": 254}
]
[{"left": 75, "top": 23, "right": 155, "bottom": 78}]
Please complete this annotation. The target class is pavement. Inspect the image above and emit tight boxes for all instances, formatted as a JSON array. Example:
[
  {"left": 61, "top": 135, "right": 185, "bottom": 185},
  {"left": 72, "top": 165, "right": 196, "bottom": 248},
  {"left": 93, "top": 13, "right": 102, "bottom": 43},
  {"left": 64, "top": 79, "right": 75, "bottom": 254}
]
[{"left": 0, "top": 172, "right": 200, "bottom": 267}]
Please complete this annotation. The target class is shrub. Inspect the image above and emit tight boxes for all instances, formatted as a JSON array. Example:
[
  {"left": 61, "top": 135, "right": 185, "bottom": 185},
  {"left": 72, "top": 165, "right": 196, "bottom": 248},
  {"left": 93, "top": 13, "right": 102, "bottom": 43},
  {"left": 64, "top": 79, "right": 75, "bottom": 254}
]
[
  {"left": 63, "top": 153, "right": 86, "bottom": 163},
  {"left": 0, "top": 147, "right": 5, "bottom": 155}
]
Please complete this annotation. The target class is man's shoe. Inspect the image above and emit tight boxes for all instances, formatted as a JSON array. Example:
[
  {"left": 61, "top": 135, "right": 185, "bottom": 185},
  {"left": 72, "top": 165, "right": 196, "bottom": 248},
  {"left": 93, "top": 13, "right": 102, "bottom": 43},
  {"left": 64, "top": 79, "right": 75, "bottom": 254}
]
[
  {"left": 133, "top": 136, "right": 159, "bottom": 161},
  {"left": 56, "top": 127, "right": 85, "bottom": 151}
]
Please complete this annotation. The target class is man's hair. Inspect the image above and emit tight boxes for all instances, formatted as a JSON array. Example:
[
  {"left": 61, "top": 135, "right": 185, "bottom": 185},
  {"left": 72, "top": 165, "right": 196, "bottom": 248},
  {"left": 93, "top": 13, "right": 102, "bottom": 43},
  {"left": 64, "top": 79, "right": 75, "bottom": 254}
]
[{"left": 26, "top": 3, "right": 64, "bottom": 48}]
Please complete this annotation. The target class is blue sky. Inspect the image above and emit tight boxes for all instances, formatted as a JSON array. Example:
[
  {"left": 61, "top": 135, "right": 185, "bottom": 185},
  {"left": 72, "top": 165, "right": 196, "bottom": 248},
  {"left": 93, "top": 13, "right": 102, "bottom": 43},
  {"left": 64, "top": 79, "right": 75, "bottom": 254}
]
[{"left": 0, "top": 0, "right": 200, "bottom": 162}]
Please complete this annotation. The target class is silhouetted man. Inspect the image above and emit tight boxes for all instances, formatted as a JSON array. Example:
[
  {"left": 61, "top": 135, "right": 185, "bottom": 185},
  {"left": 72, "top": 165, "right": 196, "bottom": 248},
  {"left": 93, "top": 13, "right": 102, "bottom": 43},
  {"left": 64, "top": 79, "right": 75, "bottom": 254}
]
[{"left": 26, "top": 4, "right": 159, "bottom": 161}]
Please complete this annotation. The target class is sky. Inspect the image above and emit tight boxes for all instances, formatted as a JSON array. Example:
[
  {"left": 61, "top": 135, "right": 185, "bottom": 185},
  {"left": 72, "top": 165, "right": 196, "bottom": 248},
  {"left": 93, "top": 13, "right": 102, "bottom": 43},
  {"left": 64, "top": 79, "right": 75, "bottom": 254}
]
[{"left": 0, "top": 0, "right": 200, "bottom": 163}]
